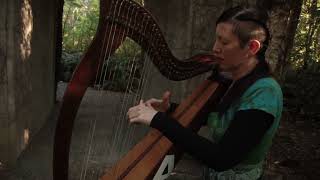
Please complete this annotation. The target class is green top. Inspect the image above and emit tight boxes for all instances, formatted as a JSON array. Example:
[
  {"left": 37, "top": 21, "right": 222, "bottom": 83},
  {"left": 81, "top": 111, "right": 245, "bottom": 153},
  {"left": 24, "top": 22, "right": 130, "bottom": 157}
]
[{"left": 206, "top": 77, "right": 283, "bottom": 180}]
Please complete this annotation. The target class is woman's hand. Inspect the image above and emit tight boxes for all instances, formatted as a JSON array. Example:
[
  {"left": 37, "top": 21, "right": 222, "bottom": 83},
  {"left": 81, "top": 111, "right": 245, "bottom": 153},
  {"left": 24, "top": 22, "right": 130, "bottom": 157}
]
[
  {"left": 145, "top": 91, "right": 171, "bottom": 112},
  {"left": 127, "top": 100, "right": 158, "bottom": 125}
]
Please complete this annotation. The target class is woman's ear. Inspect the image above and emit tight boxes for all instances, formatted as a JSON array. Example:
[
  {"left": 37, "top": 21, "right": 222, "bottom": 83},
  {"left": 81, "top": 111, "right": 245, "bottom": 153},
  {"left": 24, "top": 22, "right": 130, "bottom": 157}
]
[{"left": 248, "top": 40, "right": 261, "bottom": 55}]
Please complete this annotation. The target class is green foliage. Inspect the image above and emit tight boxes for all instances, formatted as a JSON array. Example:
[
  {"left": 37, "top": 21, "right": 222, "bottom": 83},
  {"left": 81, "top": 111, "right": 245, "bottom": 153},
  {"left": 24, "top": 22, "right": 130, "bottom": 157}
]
[
  {"left": 284, "top": 0, "right": 320, "bottom": 122},
  {"left": 289, "top": 0, "right": 320, "bottom": 69},
  {"left": 62, "top": 0, "right": 144, "bottom": 53},
  {"left": 62, "top": 0, "right": 99, "bottom": 52},
  {"left": 61, "top": 0, "right": 100, "bottom": 82},
  {"left": 61, "top": 0, "right": 144, "bottom": 93},
  {"left": 60, "top": 52, "right": 82, "bottom": 81}
]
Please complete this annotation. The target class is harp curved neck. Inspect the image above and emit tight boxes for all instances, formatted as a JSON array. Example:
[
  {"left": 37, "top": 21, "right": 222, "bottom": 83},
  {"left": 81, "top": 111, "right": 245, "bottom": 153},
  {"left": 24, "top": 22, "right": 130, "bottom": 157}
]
[{"left": 99, "top": 0, "right": 217, "bottom": 81}]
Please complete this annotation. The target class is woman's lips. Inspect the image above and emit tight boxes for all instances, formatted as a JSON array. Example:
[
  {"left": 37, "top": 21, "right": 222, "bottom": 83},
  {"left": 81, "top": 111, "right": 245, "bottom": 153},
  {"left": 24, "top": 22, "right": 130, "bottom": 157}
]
[
  {"left": 212, "top": 54, "right": 223, "bottom": 61},
  {"left": 215, "top": 57, "right": 224, "bottom": 62}
]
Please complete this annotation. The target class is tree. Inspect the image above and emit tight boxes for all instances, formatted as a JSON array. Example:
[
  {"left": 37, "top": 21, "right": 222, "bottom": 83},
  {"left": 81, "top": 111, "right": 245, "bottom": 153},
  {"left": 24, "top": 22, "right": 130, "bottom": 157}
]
[
  {"left": 258, "top": 0, "right": 303, "bottom": 80},
  {"left": 55, "top": 0, "right": 65, "bottom": 100}
]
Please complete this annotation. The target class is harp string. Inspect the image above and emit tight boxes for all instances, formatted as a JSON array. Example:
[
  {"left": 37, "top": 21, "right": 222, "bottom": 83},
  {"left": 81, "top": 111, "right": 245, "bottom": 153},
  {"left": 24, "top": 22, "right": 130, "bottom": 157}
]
[
  {"left": 79, "top": 0, "right": 125, "bottom": 179},
  {"left": 75, "top": 0, "right": 161, "bottom": 178},
  {"left": 112, "top": 23, "right": 163, "bottom": 179},
  {"left": 120, "top": 15, "right": 151, "bottom": 155},
  {"left": 95, "top": 0, "right": 120, "bottom": 87},
  {"left": 110, "top": 11, "right": 152, "bottom": 178},
  {"left": 120, "top": 17, "right": 161, "bottom": 154},
  {"left": 108, "top": 4, "right": 147, "bottom": 176},
  {"left": 113, "top": 5, "right": 148, "bottom": 155},
  {"left": 97, "top": 0, "right": 129, "bottom": 176},
  {"left": 88, "top": 0, "right": 144, "bottom": 177},
  {"left": 109, "top": 3, "right": 162, "bottom": 177},
  {"left": 100, "top": 0, "right": 127, "bottom": 88},
  {"left": 107, "top": 2, "right": 138, "bottom": 157}
]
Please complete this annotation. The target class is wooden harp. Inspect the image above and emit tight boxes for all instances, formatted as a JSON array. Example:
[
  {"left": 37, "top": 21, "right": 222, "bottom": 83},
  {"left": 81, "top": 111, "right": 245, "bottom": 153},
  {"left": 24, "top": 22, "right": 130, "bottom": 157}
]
[{"left": 53, "top": 0, "right": 225, "bottom": 179}]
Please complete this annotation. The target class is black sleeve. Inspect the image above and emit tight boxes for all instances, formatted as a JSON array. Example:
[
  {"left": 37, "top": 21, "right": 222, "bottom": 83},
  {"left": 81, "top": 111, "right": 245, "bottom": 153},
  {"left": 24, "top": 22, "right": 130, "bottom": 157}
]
[
  {"left": 165, "top": 102, "right": 210, "bottom": 126},
  {"left": 150, "top": 109, "right": 274, "bottom": 171},
  {"left": 166, "top": 102, "right": 179, "bottom": 114}
]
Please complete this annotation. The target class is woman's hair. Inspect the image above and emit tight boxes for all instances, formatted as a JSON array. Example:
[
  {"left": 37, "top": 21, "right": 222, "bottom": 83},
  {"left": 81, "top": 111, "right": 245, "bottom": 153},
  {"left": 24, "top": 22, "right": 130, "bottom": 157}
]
[{"left": 216, "top": 6, "right": 270, "bottom": 63}]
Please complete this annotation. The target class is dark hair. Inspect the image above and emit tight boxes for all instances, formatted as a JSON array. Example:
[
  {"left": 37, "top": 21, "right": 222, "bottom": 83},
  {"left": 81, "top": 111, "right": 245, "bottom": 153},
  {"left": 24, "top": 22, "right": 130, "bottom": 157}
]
[{"left": 216, "top": 6, "right": 270, "bottom": 63}]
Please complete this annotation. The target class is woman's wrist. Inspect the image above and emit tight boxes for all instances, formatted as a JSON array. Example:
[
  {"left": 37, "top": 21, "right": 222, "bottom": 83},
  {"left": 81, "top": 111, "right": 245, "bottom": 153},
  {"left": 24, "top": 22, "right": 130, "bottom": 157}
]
[
  {"left": 150, "top": 112, "right": 166, "bottom": 129},
  {"left": 166, "top": 102, "right": 179, "bottom": 114}
]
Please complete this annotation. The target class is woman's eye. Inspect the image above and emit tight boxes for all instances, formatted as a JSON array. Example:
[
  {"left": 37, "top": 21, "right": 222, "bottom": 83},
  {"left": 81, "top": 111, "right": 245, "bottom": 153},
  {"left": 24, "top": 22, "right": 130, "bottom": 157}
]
[{"left": 222, "top": 41, "right": 228, "bottom": 45}]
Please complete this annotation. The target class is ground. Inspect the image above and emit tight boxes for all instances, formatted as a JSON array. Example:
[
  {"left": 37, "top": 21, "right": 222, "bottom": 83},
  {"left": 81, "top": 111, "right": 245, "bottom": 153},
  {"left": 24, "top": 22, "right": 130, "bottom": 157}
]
[{"left": 264, "top": 112, "right": 320, "bottom": 180}]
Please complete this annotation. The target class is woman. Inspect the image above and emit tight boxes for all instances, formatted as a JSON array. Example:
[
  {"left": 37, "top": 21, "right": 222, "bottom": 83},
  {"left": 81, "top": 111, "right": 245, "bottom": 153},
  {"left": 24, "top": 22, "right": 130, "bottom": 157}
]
[{"left": 127, "top": 6, "right": 283, "bottom": 180}]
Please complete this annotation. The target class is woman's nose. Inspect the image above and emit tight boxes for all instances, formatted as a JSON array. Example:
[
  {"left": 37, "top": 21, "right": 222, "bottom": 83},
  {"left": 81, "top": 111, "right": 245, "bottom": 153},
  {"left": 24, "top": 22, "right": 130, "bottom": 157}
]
[{"left": 212, "top": 42, "right": 221, "bottom": 54}]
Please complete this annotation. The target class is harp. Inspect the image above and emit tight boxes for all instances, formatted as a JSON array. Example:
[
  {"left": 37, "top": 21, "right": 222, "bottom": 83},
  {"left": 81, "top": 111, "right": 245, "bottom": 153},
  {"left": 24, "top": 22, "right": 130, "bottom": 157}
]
[{"left": 53, "top": 0, "right": 225, "bottom": 179}]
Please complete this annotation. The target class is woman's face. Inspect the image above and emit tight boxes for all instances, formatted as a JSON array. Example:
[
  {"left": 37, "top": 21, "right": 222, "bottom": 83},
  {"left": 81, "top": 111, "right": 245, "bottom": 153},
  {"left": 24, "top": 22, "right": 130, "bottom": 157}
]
[{"left": 212, "top": 22, "right": 249, "bottom": 72}]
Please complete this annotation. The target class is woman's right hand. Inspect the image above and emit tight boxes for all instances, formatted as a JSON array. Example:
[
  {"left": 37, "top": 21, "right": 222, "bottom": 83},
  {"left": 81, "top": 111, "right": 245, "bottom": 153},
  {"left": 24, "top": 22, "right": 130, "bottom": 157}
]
[{"left": 145, "top": 91, "right": 171, "bottom": 112}]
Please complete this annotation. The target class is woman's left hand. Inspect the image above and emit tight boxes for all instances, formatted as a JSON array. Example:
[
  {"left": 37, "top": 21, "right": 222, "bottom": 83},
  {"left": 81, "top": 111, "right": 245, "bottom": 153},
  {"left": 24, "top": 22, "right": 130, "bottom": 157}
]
[{"left": 127, "top": 100, "right": 158, "bottom": 126}]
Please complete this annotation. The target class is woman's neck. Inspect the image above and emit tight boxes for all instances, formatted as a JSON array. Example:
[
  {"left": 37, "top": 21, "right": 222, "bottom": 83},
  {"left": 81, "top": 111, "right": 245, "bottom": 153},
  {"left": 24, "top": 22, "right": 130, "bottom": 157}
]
[{"left": 231, "top": 57, "right": 259, "bottom": 81}]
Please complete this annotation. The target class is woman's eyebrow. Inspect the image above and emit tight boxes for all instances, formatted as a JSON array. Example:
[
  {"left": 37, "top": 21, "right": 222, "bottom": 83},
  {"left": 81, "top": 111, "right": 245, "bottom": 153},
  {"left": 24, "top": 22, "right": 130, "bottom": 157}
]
[
  {"left": 215, "top": 34, "right": 223, "bottom": 40},
  {"left": 216, "top": 34, "right": 229, "bottom": 42}
]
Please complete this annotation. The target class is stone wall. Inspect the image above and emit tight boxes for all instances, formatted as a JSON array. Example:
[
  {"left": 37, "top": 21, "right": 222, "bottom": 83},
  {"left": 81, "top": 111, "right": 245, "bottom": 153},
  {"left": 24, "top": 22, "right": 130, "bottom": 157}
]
[
  {"left": 0, "top": 0, "right": 56, "bottom": 166},
  {"left": 0, "top": 0, "right": 9, "bottom": 167}
]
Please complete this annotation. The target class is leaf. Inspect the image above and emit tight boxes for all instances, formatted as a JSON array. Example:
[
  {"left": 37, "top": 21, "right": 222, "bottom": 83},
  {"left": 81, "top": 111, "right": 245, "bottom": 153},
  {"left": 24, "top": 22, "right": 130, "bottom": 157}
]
[{"left": 315, "top": 9, "right": 320, "bottom": 17}]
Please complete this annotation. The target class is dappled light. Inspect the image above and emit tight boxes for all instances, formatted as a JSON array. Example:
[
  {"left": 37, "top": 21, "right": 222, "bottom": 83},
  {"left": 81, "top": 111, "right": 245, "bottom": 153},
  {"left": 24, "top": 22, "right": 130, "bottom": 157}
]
[
  {"left": 23, "top": 129, "right": 30, "bottom": 149},
  {"left": 20, "top": 0, "right": 33, "bottom": 61}
]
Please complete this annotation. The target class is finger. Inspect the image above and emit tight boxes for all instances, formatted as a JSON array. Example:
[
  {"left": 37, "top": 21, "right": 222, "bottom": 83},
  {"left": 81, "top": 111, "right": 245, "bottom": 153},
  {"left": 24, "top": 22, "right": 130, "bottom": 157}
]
[
  {"left": 129, "top": 117, "right": 141, "bottom": 124},
  {"left": 128, "top": 111, "right": 137, "bottom": 119},
  {"left": 127, "top": 108, "right": 133, "bottom": 115},
  {"left": 140, "top": 99, "right": 144, "bottom": 105},
  {"left": 162, "top": 91, "right": 171, "bottom": 103},
  {"left": 127, "top": 106, "right": 139, "bottom": 115},
  {"left": 127, "top": 110, "right": 134, "bottom": 119},
  {"left": 129, "top": 103, "right": 143, "bottom": 113},
  {"left": 145, "top": 98, "right": 158, "bottom": 105},
  {"left": 145, "top": 102, "right": 152, "bottom": 107},
  {"left": 145, "top": 101, "right": 157, "bottom": 107}
]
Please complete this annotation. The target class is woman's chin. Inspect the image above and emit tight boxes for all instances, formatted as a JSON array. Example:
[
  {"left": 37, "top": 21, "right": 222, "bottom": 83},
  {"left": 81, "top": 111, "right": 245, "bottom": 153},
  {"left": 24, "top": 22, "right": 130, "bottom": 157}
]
[{"left": 218, "top": 65, "right": 229, "bottom": 71}]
